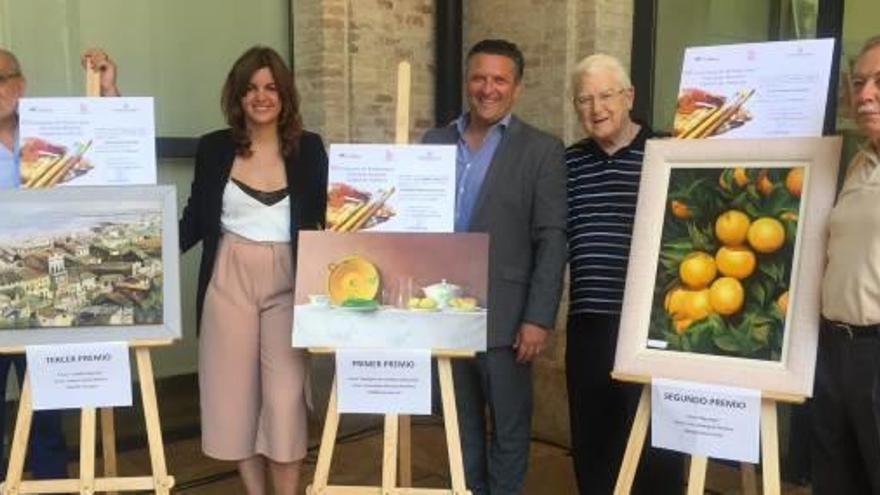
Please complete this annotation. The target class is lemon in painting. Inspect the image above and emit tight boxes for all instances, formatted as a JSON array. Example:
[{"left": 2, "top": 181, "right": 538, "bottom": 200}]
[
  {"left": 715, "top": 246, "right": 756, "bottom": 279},
  {"left": 673, "top": 318, "right": 693, "bottom": 334},
  {"left": 786, "top": 168, "right": 804, "bottom": 197},
  {"left": 715, "top": 210, "right": 751, "bottom": 247},
  {"left": 664, "top": 286, "right": 688, "bottom": 317},
  {"left": 670, "top": 200, "right": 692, "bottom": 219},
  {"left": 747, "top": 217, "right": 785, "bottom": 253},
  {"left": 682, "top": 289, "right": 713, "bottom": 321},
  {"left": 709, "top": 277, "right": 744, "bottom": 315},
  {"left": 777, "top": 291, "right": 789, "bottom": 315},
  {"left": 679, "top": 252, "right": 717, "bottom": 289}
]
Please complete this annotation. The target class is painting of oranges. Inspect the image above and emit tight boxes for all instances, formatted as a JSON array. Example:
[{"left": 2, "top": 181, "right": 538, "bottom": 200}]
[{"left": 647, "top": 165, "right": 805, "bottom": 361}]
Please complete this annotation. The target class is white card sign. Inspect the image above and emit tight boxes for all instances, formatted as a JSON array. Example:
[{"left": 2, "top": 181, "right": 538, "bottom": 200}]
[
  {"left": 651, "top": 378, "right": 760, "bottom": 463},
  {"left": 336, "top": 348, "right": 431, "bottom": 414},
  {"left": 26, "top": 341, "right": 133, "bottom": 410}
]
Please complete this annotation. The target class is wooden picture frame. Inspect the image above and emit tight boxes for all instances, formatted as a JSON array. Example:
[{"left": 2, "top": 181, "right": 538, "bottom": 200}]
[
  {"left": 0, "top": 185, "right": 181, "bottom": 348},
  {"left": 614, "top": 137, "right": 841, "bottom": 397}
]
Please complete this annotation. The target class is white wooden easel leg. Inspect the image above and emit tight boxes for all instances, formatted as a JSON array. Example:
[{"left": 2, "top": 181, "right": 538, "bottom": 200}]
[
  {"left": 686, "top": 455, "right": 707, "bottom": 495},
  {"left": 79, "top": 408, "right": 97, "bottom": 494},
  {"left": 308, "top": 377, "right": 339, "bottom": 495},
  {"left": 135, "top": 347, "right": 172, "bottom": 494},
  {"left": 100, "top": 407, "right": 118, "bottom": 494},
  {"left": 3, "top": 373, "right": 34, "bottom": 495},
  {"left": 760, "top": 399, "right": 781, "bottom": 495},
  {"left": 383, "top": 414, "right": 399, "bottom": 491},
  {"left": 393, "top": 57, "right": 414, "bottom": 492},
  {"left": 614, "top": 385, "right": 650, "bottom": 495},
  {"left": 437, "top": 358, "right": 468, "bottom": 494}
]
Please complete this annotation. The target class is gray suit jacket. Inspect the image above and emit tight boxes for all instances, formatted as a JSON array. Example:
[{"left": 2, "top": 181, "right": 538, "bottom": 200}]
[{"left": 423, "top": 115, "right": 567, "bottom": 347}]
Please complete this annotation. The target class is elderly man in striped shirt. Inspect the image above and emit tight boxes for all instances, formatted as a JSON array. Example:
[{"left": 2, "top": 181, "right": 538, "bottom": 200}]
[{"left": 564, "top": 53, "right": 683, "bottom": 494}]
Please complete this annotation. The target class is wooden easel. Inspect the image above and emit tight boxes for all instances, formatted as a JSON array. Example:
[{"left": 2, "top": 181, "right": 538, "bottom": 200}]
[
  {"left": 1, "top": 66, "right": 174, "bottom": 495},
  {"left": 306, "top": 349, "right": 473, "bottom": 495},
  {"left": 1, "top": 342, "right": 175, "bottom": 495},
  {"left": 305, "top": 61, "right": 472, "bottom": 495},
  {"left": 611, "top": 372, "right": 804, "bottom": 495}
]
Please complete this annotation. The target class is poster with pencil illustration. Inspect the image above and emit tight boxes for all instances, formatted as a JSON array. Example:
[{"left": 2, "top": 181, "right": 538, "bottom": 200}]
[
  {"left": 673, "top": 39, "right": 834, "bottom": 139},
  {"left": 18, "top": 97, "right": 156, "bottom": 188},
  {"left": 326, "top": 144, "right": 456, "bottom": 233}
]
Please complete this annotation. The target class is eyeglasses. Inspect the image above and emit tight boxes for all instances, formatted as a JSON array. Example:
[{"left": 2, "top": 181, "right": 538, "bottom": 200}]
[
  {"left": 574, "top": 88, "right": 627, "bottom": 108},
  {"left": 0, "top": 72, "right": 21, "bottom": 84}
]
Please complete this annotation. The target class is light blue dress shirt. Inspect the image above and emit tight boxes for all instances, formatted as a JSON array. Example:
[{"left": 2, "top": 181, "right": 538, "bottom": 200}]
[
  {"left": 0, "top": 130, "right": 20, "bottom": 189},
  {"left": 453, "top": 113, "right": 511, "bottom": 232}
]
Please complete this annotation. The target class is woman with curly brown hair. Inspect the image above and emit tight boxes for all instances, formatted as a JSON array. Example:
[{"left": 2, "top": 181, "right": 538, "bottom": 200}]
[{"left": 179, "top": 46, "right": 327, "bottom": 495}]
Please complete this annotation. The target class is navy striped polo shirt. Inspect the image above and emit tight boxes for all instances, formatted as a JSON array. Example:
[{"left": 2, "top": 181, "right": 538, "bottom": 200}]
[{"left": 566, "top": 125, "right": 653, "bottom": 316}]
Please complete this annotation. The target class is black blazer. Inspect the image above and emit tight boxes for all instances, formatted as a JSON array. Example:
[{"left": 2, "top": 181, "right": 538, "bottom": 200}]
[{"left": 179, "top": 128, "right": 328, "bottom": 328}]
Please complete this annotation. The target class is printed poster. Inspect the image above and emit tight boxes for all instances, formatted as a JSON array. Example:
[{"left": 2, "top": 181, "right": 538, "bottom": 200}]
[
  {"left": 673, "top": 39, "right": 834, "bottom": 139},
  {"left": 18, "top": 97, "right": 156, "bottom": 187},
  {"left": 326, "top": 144, "right": 456, "bottom": 233}
]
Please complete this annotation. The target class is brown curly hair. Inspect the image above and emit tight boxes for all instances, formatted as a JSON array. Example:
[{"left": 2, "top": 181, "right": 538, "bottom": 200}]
[{"left": 221, "top": 46, "right": 302, "bottom": 158}]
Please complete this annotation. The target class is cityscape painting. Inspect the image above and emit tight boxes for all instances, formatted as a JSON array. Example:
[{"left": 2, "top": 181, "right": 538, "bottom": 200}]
[{"left": 0, "top": 186, "right": 181, "bottom": 346}]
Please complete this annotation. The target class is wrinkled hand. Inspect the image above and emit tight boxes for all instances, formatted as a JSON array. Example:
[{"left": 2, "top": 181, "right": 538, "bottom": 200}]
[
  {"left": 80, "top": 48, "right": 119, "bottom": 96},
  {"left": 513, "top": 322, "right": 548, "bottom": 363}
]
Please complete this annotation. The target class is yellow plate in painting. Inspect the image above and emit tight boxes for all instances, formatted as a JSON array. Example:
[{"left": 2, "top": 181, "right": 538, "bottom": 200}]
[{"left": 327, "top": 255, "right": 380, "bottom": 305}]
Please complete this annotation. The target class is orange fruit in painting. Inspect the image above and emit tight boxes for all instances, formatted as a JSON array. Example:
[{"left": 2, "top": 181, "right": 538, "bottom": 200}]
[
  {"left": 715, "top": 246, "right": 756, "bottom": 279},
  {"left": 715, "top": 210, "right": 751, "bottom": 246},
  {"left": 674, "top": 317, "right": 693, "bottom": 334},
  {"left": 786, "top": 168, "right": 804, "bottom": 197},
  {"left": 670, "top": 200, "right": 692, "bottom": 219},
  {"left": 777, "top": 291, "right": 789, "bottom": 315},
  {"left": 664, "top": 286, "right": 689, "bottom": 317},
  {"left": 757, "top": 170, "right": 774, "bottom": 196},
  {"left": 679, "top": 252, "right": 717, "bottom": 289},
  {"left": 709, "top": 277, "right": 745, "bottom": 315},
  {"left": 734, "top": 167, "right": 749, "bottom": 186},
  {"left": 682, "top": 289, "right": 713, "bottom": 321},
  {"left": 747, "top": 217, "right": 786, "bottom": 253}
]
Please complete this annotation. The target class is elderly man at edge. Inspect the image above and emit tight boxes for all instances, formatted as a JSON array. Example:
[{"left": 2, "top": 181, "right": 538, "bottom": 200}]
[
  {"left": 565, "top": 53, "right": 683, "bottom": 494},
  {"left": 423, "top": 39, "right": 567, "bottom": 495},
  {"left": 812, "top": 35, "right": 880, "bottom": 494},
  {"left": 0, "top": 47, "right": 118, "bottom": 478}
]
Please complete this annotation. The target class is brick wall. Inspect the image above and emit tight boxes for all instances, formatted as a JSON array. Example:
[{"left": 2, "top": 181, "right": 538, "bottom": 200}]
[
  {"left": 293, "top": 0, "right": 435, "bottom": 144},
  {"left": 464, "top": 0, "right": 633, "bottom": 144}
]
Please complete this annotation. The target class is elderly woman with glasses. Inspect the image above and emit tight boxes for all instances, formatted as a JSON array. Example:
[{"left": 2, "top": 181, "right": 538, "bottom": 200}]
[{"left": 564, "top": 53, "right": 683, "bottom": 494}]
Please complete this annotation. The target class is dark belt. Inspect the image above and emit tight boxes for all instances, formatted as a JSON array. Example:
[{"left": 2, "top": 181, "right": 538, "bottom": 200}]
[{"left": 823, "top": 318, "right": 880, "bottom": 339}]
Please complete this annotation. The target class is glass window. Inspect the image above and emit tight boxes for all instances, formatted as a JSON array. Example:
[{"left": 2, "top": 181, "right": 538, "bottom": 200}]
[{"left": 652, "top": 0, "right": 819, "bottom": 134}]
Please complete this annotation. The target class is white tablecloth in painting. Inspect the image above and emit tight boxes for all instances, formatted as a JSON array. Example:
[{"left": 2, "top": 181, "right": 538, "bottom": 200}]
[{"left": 292, "top": 305, "right": 487, "bottom": 351}]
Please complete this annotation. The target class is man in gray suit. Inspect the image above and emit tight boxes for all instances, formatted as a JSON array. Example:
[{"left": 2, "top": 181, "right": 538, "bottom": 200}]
[{"left": 423, "top": 39, "right": 567, "bottom": 494}]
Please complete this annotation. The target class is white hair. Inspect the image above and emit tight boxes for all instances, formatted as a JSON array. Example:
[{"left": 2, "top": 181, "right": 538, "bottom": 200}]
[
  {"left": 571, "top": 53, "right": 631, "bottom": 94},
  {"left": 852, "top": 35, "right": 880, "bottom": 72}
]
